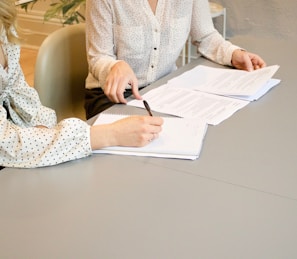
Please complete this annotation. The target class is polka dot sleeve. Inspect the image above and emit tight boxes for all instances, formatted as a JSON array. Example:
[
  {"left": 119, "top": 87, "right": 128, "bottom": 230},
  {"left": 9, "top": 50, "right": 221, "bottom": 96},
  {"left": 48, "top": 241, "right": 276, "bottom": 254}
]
[
  {"left": 0, "top": 28, "right": 93, "bottom": 168},
  {"left": 0, "top": 108, "right": 92, "bottom": 168}
]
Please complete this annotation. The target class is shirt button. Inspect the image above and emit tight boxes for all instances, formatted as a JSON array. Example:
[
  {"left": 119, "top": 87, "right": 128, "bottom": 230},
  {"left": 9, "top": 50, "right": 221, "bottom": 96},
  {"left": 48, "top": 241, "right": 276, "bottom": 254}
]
[
  {"left": 154, "top": 47, "right": 157, "bottom": 50},
  {"left": 151, "top": 65, "right": 154, "bottom": 68}
]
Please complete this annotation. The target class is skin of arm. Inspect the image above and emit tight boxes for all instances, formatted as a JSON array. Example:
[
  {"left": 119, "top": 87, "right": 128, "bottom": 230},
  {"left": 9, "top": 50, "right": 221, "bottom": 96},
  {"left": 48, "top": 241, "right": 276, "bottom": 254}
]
[
  {"left": 0, "top": 0, "right": 164, "bottom": 168},
  {"left": 35, "top": 115, "right": 163, "bottom": 150},
  {"left": 86, "top": 0, "right": 267, "bottom": 106},
  {"left": 90, "top": 115, "right": 163, "bottom": 150}
]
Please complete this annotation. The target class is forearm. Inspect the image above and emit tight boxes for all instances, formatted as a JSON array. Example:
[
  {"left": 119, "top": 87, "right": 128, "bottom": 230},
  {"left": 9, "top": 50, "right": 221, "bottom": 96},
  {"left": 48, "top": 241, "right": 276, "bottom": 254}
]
[
  {"left": 195, "top": 31, "right": 240, "bottom": 66},
  {"left": 90, "top": 115, "right": 164, "bottom": 150},
  {"left": 0, "top": 115, "right": 92, "bottom": 168},
  {"left": 191, "top": 0, "right": 240, "bottom": 66},
  {"left": 86, "top": 0, "right": 118, "bottom": 87},
  {"left": 90, "top": 124, "right": 117, "bottom": 150}
]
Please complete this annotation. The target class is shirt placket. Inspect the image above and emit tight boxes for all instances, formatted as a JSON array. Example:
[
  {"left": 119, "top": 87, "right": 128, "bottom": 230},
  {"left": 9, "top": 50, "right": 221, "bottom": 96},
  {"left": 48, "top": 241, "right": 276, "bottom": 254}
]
[{"left": 147, "top": 21, "right": 161, "bottom": 84}]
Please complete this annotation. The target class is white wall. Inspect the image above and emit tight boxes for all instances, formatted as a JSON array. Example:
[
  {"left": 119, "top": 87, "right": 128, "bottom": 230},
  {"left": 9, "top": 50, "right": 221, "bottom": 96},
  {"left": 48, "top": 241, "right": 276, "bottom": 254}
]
[{"left": 213, "top": 0, "right": 296, "bottom": 40}]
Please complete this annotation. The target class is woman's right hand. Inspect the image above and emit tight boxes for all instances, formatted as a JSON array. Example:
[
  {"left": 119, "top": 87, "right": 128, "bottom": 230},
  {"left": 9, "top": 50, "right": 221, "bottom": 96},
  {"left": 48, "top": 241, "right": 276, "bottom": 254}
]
[
  {"left": 104, "top": 61, "right": 142, "bottom": 104},
  {"left": 90, "top": 115, "right": 164, "bottom": 150}
]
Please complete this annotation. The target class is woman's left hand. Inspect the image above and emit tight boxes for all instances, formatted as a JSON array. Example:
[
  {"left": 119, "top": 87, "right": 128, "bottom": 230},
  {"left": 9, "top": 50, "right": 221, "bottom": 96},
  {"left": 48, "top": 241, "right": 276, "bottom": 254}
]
[{"left": 231, "top": 49, "right": 266, "bottom": 71}]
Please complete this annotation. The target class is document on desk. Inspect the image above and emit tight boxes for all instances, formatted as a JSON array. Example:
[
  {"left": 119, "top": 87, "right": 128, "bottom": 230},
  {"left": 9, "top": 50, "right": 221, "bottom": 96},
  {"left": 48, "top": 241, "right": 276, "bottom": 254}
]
[
  {"left": 93, "top": 114, "right": 208, "bottom": 160},
  {"left": 128, "top": 64, "right": 280, "bottom": 125},
  {"left": 128, "top": 85, "right": 249, "bottom": 125},
  {"left": 167, "top": 65, "right": 280, "bottom": 98}
]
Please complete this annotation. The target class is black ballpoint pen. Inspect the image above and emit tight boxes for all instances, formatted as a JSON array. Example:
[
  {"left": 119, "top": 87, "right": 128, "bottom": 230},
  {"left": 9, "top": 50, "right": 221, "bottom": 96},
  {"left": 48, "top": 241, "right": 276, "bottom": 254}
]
[{"left": 143, "top": 100, "right": 153, "bottom": 116}]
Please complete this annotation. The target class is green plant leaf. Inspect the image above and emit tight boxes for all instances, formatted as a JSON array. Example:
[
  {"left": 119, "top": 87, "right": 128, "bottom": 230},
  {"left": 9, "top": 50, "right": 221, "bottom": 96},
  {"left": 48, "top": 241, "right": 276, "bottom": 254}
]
[{"left": 21, "top": 0, "right": 86, "bottom": 25}]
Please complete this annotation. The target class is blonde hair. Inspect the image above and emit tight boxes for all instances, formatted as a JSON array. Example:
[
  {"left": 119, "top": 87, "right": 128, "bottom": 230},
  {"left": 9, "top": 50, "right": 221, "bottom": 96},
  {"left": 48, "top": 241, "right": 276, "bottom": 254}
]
[{"left": 0, "top": 0, "right": 19, "bottom": 43}]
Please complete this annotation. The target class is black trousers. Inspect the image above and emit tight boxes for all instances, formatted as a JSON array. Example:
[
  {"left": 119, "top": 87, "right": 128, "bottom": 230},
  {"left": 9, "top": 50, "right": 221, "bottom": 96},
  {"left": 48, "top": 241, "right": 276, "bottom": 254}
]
[{"left": 84, "top": 87, "right": 134, "bottom": 120}]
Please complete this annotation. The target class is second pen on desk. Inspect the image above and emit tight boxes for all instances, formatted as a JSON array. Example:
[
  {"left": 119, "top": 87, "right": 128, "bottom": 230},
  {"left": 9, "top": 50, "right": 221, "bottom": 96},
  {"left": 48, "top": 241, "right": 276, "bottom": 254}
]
[{"left": 143, "top": 100, "right": 153, "bottom": 116}]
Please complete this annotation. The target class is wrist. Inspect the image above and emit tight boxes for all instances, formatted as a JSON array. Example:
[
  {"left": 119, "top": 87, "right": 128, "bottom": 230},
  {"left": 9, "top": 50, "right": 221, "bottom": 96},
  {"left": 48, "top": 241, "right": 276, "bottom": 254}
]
[
  {"left": 231, "top": 49, "right": 245, "bottom": 66},
  {"left": 90, "top": 124, "right": 117, "bottom": 150}
]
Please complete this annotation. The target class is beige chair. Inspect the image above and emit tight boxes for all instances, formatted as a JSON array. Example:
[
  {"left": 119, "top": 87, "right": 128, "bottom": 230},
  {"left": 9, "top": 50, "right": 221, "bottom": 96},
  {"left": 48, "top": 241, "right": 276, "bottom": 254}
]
[{"left": 34, "top": 23, "right": 88, "bottom": 121}]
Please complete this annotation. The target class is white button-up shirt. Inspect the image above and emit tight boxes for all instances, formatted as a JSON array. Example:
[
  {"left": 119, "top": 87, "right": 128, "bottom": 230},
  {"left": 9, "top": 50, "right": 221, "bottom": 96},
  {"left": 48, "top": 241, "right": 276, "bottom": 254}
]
[{"left": 85, "top": 0, "right": 239, "bottom": 89}]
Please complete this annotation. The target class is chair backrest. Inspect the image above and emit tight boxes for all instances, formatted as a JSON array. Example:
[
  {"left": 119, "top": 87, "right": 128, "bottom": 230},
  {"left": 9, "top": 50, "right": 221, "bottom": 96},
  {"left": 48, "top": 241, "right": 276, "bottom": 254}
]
[{"left": 34, "top": 23, "right": 88, "bottom": 121}]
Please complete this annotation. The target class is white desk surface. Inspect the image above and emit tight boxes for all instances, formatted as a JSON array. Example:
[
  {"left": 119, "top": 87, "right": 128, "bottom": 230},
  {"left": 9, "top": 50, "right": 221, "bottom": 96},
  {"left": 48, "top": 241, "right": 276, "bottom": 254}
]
[{"left": 1, "top": 36, "right": 297, "bottom": 258}]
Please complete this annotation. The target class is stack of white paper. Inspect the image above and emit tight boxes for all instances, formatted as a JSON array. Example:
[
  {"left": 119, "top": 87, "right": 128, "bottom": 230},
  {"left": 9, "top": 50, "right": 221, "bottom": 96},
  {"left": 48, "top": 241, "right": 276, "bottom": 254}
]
[
  {"left": 93, "top": 114, "right": 208, "bottom": 160},
  {"left": 128, "top": 65, "right": 280, "bottom": 125}
]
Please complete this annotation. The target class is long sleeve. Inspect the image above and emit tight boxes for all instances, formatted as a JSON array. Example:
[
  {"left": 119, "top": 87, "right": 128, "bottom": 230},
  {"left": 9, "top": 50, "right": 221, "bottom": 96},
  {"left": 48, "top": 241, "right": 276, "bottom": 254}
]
[
  {"left": 0, "top": 108, "right": 92, "bottom": 168},
  {"left": 85, "top": 0, "right": 241, "bottom": 89},
  {"left": 0, "top": 32, "right": 58, "bottom": 128},
  {"left": 0, "top": 29, "right": 92, "bottom": 168},
  {"left": 85, "top": 0, "right": 190, "bottom": 89},
  {"left": 85, "top": 0, "right": 119, "bottom": 89},
  {"left": 191, "top": 0, "right": 240, "bottom": 66}
]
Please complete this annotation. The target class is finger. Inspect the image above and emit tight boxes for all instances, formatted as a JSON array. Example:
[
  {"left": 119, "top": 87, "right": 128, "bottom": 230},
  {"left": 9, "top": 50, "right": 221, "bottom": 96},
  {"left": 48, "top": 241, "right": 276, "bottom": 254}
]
[
  {"left": 130, "top": 79, "right": 142, "bottom": 100},
  {"left": 148, "top": 133, "right": 158, "bottom": 142},
  {"left": 256, "top": 58, "right": 266, "bottom": 69},
  {"left": 117, "top": 88, "right": 127, "bottom": 104},
  {"left": 243, "top": 53, "right": 254, "bottom": 72},
  {"left": 149, "top": 117, "right": 164, "bottom": 127},
  {"left": 117, "top": 79, "right": 133, "bottom": 104},
  {"left": 104, "top": 74, "right": 121, "bottom": 103},
  {"left": 104, "top": 81, "right": 118, "bottom": 103},
  {"left": 254, "top": 64, "right": 260, "bottom": 70},
  {"left": 249, "top": 53, "right": 266, "bottom": 70},
  {"left": 147, "top": 133, "right": 153, "bottom": 142},
  {"left": 106, "top": 78, "right": 128, "bottom": 103},
  {"left": 105, "top": 82, "right": 120, "bottom": 103},
  {"left": 153, "top": 132, "right": 159, "bottom": 139}
]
